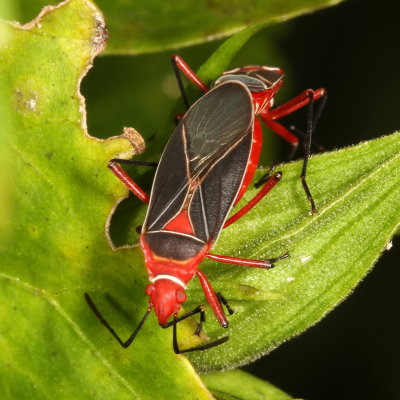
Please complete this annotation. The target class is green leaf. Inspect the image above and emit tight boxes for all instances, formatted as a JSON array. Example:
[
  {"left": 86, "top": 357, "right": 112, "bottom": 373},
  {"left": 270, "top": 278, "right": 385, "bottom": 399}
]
[
  {"left": 188, "top": 132, "right": 400, "bottom": 371},
  {"left": 2, "top": 0, "right": 399, "bottom": 398},
  {"left": 203, "top": 370, "right": 293, "bottom": 400},
  {"left": 9, "top": 0, "right": 345, "bottom": 55},
  {"left": 0, "top": 0, "right": 15, "bottom": 236},
  {"left": 0, "top": 1, "right": 214, "bottom": 399}
]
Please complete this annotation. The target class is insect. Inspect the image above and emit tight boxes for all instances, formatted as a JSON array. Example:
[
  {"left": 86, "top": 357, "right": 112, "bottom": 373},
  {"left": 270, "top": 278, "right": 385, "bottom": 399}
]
[{"left": 85, "top": 55, "right": 327, "bottom": 353}]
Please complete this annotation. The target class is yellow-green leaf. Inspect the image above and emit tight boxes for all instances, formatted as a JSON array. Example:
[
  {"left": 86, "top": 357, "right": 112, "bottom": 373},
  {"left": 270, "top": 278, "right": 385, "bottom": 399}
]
[{"left": 0, "top": 1, "right": 214, "bottom": 398}]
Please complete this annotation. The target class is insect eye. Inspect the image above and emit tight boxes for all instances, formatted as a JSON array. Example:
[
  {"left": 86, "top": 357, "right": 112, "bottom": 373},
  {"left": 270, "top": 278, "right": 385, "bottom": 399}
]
[
  {"left": 145, "top": 284, "right": 155, "bottom": 295},
  {"left": 175, "top": 290, "right": 186, "bottom": 303}
]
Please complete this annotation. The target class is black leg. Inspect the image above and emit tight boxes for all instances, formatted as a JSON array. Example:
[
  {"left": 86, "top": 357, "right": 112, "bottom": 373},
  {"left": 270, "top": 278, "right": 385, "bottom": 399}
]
[
  {"left": 194, "top": 306, "right": 206, "bottom": 336},
  {"left": 216, "top": 292, "right": 235, "bottom": 315},
  {"left": 163, "top": 305, "right": 205, "bottom": 336},
  {"left": 287, "top": 125, "right": 325, "bottom": 154},
  {"left": 287, "top": 91, "right": 327, "bottom": 214},
  {"left": 287, "top": 92, "right": 327, "bottom": 156},
  {"left": 162, "top": 305, "right": 229, "bottom": 353},
  {"left": 258, "top": 90, "right": 327, "bottom": 213},
  {"left": 172, "top": 314, "right": 229, "bottom": 354},
  {"left": 310, "top": 90, "right": 328, "bottom": 134},
  {"left": 285, "top": 141, "right": 300, "bottom": 162},
  {"left": 301, "top": 91, "right": 317, "bottom": 214},
  {"left": 254, "top": 162, "right": 278, "bottom": 189}
]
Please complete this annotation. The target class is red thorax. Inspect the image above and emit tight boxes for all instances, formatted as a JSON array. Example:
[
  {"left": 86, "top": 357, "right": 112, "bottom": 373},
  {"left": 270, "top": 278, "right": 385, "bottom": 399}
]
[{"left": 140, "top": 233, "right": 209, "bottom": 325}]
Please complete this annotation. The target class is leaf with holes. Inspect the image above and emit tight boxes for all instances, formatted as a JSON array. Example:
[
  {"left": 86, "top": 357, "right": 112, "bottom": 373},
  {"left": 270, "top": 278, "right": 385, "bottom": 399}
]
[
  {"left": 1, "top": 0, "right": 399, "bottom": 398},
  {"left": 0, "top": 1, "right": 213, "bottom": 399}
]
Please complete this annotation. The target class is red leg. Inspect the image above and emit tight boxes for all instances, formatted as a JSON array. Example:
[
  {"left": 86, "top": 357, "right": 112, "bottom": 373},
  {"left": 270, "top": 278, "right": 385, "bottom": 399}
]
[
  {"left": 224, "top": 172, "right": 282, "bottom": 228},
  {"left": 108, "top": 160, "right": 150, "bottom": 204},
  {"left": 171, "top": 54, "right": 209, "bottom": 93},
  {"left": 263, "top": 120, "right": 300, "bottom": 161},
  {"left": 196, "top": 269, "right": 228, "bottom": 328},
  {"left": 263, "top": 120, "right": 299, "bottom": 145},
  {"left": 206, "top": 253, "right": 275, "bottom": 269},
  {"left": 260, "top": 88, "right": 326, "bottom": 155},
  {"left": 263, "top": 88, "right": 326, "bottom": 121}
]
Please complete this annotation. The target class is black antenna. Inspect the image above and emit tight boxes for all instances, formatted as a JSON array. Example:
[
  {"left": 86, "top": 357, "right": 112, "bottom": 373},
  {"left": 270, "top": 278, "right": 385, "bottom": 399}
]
[
  {"left": 171, "top": 57, "right": 190, "bottom": 111},
  {"left": 84, "top": 293, "right": 152, "bottom": 348}
]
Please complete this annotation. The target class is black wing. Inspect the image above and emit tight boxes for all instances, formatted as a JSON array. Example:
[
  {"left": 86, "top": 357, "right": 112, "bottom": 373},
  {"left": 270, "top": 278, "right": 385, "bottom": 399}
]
[{"left": 143, "top": 81, "right": 254, "bottom": 245}]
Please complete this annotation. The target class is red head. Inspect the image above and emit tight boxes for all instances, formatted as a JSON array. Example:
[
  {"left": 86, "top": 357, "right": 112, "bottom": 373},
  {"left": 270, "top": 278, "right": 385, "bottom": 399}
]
[{"left": 145, "top": 278, "right": 187, "bottom": 326}]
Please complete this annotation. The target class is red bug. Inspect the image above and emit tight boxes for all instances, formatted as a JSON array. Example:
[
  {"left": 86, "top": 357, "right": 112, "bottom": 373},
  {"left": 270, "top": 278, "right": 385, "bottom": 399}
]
[{"left": 85, "top": 55, "right": 327, "bottom": 353}]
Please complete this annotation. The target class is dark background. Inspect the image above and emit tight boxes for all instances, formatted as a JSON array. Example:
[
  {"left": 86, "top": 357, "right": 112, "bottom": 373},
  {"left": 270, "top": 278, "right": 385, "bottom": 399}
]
[{"left": 83, "top": 1, "right": 399, "bottom": 399}]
